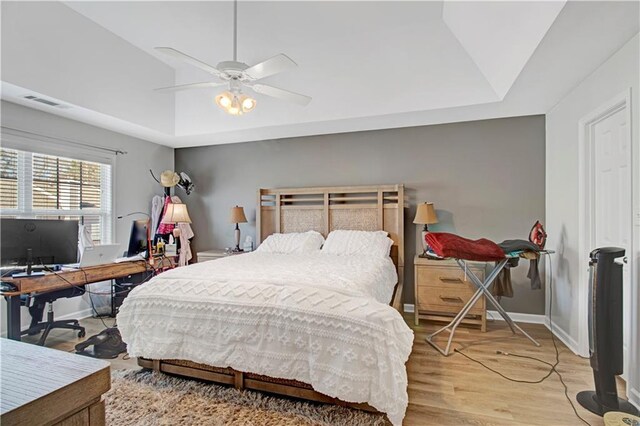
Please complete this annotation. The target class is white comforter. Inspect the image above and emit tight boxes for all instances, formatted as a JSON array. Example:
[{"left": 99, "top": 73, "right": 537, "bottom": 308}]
[{"left": 118, "top": 252, "right": 414, "bottom": 425}]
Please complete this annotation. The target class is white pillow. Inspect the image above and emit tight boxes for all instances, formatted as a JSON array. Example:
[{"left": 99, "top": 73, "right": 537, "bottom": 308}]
[
  {"left": 256, "top": 231, "right": 325, "bottom": 254},
  {"left": 321, "top": 230, "right": 394, "bottom": 257}
]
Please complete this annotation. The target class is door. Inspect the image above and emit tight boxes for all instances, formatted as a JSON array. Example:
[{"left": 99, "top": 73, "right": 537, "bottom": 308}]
[{"left": 592, "top": 106, "right": 632, "bottom": 378}]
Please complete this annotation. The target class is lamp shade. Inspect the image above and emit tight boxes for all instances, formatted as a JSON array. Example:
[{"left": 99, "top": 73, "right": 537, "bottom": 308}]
[
  {"left": 230, "top": 206, "right": 248, "bottom": 224},
  {"left": 161, "top": 203, "right": 192, "bottom": 224},
  {"left": 413, "top": 202, "right": 438, "bottom": 225}
]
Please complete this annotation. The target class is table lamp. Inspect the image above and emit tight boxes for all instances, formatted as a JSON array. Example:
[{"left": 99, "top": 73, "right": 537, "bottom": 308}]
[
  {"left": 413, "top": 202, "right": 438, "bottom": 256},
  {"left": 161, "top": 203, "right": 192, "bottom": 238},
  {"left": 230, "top": 206, "right": 248, "bottom": 252}
]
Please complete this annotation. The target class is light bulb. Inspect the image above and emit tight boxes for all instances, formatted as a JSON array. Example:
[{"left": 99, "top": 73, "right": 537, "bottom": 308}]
[
  {"left": 219, "top": 96, "right": 231, "bottom": 108},
  {"left": 215, "top": 91, "right": 234, "bottom": 111},
  {"left": 241, "top": 97, "right": 256, "bottom": 112}
]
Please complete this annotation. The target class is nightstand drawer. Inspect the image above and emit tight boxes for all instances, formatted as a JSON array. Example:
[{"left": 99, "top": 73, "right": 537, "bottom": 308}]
[
  {"left": 417, "top": 285, "right": 484, "bottom": 315},
  {"left": 414, "top": 256, "right": 487, "bottom": 330},
  {"left": 416, "top": 266, "right": 484, "bottom": 288}
]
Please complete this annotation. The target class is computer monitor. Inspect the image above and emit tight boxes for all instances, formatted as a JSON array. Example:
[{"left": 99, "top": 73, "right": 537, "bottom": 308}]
[
  {"left": 126, "top": 220, "right": 149, "bottom": 257},
  {"left": 0, "top": 219, "right": 79, "bottom": 269}
]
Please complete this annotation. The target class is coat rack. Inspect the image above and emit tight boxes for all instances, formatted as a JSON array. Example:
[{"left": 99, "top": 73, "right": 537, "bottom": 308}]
[{"left": 149, "top": 169, "right": 171, "bottom": 197}]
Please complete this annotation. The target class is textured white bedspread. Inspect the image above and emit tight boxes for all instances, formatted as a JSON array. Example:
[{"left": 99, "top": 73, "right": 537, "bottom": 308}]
[{"left": 118, "top": 252, "right": 414, "bottom": 425}]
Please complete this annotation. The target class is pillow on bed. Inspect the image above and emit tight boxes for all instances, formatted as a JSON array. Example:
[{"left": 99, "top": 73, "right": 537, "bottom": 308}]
[
  {"left": 321, "top": 230, "right": 394, "bottom": 257},
  {"left": 256, "top": 231, "right": 325, "bottom": 254}
]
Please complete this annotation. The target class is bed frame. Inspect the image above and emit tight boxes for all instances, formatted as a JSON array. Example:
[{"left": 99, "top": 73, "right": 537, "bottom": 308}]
[{"left": 139, "top": 184, "right": 406, "bottom": 412}]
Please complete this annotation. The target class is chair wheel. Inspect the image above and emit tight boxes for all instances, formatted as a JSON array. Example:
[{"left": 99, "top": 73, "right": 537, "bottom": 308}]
[{"left": 78, "top": 330, "right": 86, "bottom": 338}]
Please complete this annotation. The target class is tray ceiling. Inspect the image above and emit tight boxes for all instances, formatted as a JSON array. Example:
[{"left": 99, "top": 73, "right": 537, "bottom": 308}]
[{"left": 1, "top": 1, "right": 638, "bottom": 147}]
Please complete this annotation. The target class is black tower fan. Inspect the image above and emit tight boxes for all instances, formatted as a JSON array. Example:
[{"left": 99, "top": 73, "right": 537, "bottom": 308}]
[{"left": 577, "top": 247, "right": 638, "bottom": 416}]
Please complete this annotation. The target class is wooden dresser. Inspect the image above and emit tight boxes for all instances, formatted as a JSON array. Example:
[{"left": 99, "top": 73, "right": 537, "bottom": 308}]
[
  {"left": 414, "top": 256, "right": 487, "bottom": 331},
  {"left": 1, "top": 339, "right": 111, "bottom": 426}
]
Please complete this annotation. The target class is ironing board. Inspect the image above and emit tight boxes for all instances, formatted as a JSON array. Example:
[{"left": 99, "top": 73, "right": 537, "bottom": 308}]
[{"left": 425, "top": 250, "right": 553, "bottom": 356}]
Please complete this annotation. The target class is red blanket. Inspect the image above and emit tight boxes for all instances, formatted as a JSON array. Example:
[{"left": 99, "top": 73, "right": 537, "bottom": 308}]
[{"left": 426, "top": 232, "right": 505, "bottom": 261}]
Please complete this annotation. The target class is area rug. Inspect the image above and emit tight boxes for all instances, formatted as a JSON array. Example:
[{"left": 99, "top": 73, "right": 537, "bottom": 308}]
[{"left": 106, "top": 370, "right": 389, "bottom": 425}]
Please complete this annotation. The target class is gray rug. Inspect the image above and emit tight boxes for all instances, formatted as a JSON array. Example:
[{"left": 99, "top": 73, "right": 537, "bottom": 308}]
[{"left": 106, "top": 370, "right": 389, "bottom": 425}]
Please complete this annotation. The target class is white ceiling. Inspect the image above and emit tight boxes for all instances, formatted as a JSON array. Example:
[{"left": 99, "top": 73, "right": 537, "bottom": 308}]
[{"left": 2, "top": 1, "right": 638, "bottom": 148}]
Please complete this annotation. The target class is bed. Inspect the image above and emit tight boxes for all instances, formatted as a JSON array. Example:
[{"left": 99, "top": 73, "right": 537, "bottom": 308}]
[{"left": 118, "top": 185, "right": 412, "bottom": 425}]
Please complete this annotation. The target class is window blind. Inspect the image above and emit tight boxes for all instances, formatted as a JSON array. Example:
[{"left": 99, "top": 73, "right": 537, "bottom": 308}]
[
  {"left": 0, "top": 147, "right": 113, "bottom": 244},
  {"left": 0, "top": 148, "right": 18, "bottom": 209}
]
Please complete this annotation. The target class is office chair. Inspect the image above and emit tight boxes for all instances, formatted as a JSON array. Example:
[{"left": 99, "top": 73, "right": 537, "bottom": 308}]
[{"left": 21, "top": 287, "right": 86, "bottom": 346}]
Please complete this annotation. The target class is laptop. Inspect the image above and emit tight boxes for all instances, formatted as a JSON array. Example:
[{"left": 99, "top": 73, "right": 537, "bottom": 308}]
[{"left": 64, "top": 244, "right": 121, "bottom": 268}]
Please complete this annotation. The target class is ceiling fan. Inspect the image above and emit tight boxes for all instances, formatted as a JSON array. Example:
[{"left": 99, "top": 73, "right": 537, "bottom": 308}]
[{"left": 154, "top": 0, "right": 311, "bottom": 115}]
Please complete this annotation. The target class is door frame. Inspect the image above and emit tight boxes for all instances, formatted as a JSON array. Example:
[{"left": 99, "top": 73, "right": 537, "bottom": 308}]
[{"left": 577, "top": 88, "right": 635, "bottom": 390}]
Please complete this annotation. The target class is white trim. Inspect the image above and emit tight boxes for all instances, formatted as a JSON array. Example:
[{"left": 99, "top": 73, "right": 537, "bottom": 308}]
[
  {"left": 404, "top": 303, "right": 545, "bottom": 325},
  {"left": 630, "top": 388, "right": 640, "bottom": 410},
  {"left": 577, "top": 88, "right": 635, "bottom": 378},
  {"left": 0, "top": 308, "right": 94, "bottom": 338},
  {"left": 545, "top": 317, "right": 583, "bottom": 355},
  {"left": 487, "top": 310, "right": 546, "bottom": 325},
  {"left": 54, "top": 308, "right": 94, "bottom": 323}
]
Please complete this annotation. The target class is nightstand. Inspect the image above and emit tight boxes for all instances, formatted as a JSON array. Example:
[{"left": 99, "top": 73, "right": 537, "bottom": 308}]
[
  {"left": 414, "top": 255, "right": 487, "bottom": 331},
  {"left": 196, "top": 249, "right": 247, "bottom": 263}
]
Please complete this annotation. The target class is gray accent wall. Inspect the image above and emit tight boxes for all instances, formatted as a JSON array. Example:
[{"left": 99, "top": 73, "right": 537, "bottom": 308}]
[{"left": 176, "top": 115, "right": 546, "bottom": 314}]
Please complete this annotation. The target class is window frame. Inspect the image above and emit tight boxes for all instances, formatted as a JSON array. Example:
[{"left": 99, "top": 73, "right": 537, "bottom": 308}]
[{"left": 1, "top": 128, "right": 116, "bottom": 244}]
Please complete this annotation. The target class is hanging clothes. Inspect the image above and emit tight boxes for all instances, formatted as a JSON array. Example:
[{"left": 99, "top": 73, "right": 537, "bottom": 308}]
[
  {"left": 157, "top": 195, "right": 175, "bottom": 235},
  {"left": 171, "top": 195, "right": 195, "bottom": 266},
  {"left": 151, "top": 195, "right": 164, "bottom": 236},
  {"left": 492, "top": 258, "right": 517, "bottom": 298}
]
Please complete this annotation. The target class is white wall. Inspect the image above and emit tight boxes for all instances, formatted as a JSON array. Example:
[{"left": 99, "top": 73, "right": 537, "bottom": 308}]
[
  {"left": 0, "top": 101, "right": 174, "bottom": 335},
  {"left": 546, "top": 33, "right": 639, "bottom": 405},
  {"left": 1, "top": 1, "right": 175, "bottom": 135}
]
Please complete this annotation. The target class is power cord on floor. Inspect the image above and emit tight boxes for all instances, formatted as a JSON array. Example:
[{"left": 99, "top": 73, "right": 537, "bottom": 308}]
[{"left": 454, "top": 252, "right": 592, "bottom": 426}]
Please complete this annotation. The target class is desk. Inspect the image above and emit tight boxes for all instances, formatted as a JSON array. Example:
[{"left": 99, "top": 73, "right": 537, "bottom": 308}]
[
  {"left": 1, "top": 258, "right": 171, "bottom": 341},
  {"left": 0, "top": 338, "right": 110, "bottom": 425}
]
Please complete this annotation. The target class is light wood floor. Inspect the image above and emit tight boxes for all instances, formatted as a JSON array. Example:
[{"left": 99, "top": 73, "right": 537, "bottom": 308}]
[{"left": 36, "top": 314, "right": 630, "bottom": 425}]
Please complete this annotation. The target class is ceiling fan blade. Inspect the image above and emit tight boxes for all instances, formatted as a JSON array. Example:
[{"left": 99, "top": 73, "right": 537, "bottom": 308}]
[
  {"left": 155, "top": 82, "right": 226, "bottom": 93},
  {"left": 244, "top": 54, "right": 297, "bottom": 80},
  {"left": 155, "top": 47, "right": 222, "bottom": 77},
  {"left": 252, "top": 84, "right": 311, "bottom": 106}
]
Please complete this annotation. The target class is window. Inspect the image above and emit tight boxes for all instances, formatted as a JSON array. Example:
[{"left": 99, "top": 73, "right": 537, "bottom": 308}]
[{"left": 0, "top": 147, "right": 113, "bottom": 244}]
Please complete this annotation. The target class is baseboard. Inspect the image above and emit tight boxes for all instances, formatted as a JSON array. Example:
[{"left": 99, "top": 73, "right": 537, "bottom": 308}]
[
  {"left": 0, "top": 307, "right": 94, "bottom": 338},
  {"left": 630, "top": 388, "right": 640, "bottom": 410},
  {"left": 403, "top": 304, "right": 545, "bottom": 325},
  {"left": 487, "top": 310, "right": 546, "bottom": 324},
  {"left": 56, "top": 308, "right": 94, "bottom": 323},
  {"left": 544, "top": 317, "right": 583, "bottom": 355}
]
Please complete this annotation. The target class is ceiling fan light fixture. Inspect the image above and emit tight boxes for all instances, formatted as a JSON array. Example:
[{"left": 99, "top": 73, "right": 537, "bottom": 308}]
[
  {"left": 240, "top": 95, "right": 256, "bottom": 112},
  {"left": 228, "top": 95, "right": 242, "bottom": 115},
  {"left": 153, "top": 0, "right": 311, "bottom": 111},
  {"left": 215, "top": 91, "right": 233, "bottom": 109},
  {"left": 215, "top": 91, "right": 256, "bottom": 116}
]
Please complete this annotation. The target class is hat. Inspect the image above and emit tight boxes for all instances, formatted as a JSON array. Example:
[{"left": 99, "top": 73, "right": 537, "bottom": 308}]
[
  {"left": 160, "top": 170, "right": 180, "bottom": 187},
  {"left": 177, "top": 172, "right": 195, "bottom": 195}
]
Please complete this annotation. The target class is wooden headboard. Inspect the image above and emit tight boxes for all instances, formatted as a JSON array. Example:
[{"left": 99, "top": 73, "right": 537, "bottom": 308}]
[{"left": 257, "top": 184, "right": 405, "bottom": 310}]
